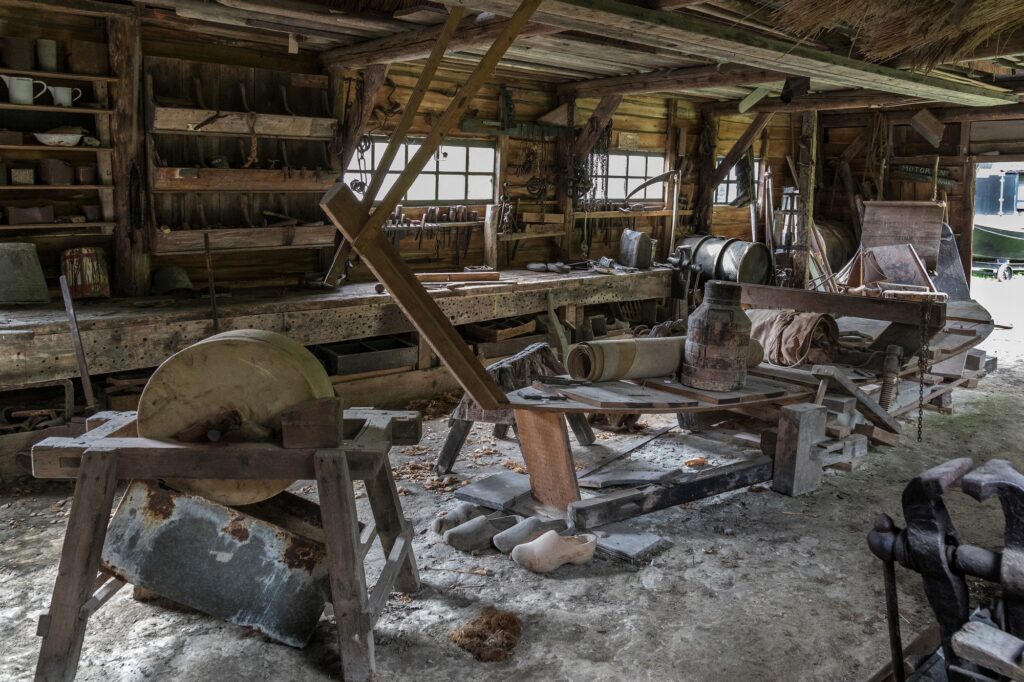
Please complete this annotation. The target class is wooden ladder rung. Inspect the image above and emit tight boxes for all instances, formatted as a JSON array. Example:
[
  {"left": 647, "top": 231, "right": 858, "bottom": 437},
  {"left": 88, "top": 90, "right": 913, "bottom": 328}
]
[
  {"left": 358, "top": 522, "right": 378, "bottom": 560},
  {"left": 80, "top": 575, "right": 126, "bottom": 619}
]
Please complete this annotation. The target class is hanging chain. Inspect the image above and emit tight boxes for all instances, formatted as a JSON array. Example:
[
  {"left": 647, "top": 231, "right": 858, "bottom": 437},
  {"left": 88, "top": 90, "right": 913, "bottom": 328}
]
[
  {"left": 349, "top": 134, "right": 372, "bottom": 194},
  {"left": 917, "top": 300, "right": 933, "bottom": 442}
]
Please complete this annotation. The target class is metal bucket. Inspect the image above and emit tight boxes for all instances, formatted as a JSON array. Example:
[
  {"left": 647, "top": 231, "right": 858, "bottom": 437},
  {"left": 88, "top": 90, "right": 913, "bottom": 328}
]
[
  {"left": 61, "top": 246, "right": 110, "bottom": 298},
  {"left": 0, "top": 242, "right": 50, "bottom": 304},
  {"left": 678, "top": 234, "right": 771, "bottom": 284}
]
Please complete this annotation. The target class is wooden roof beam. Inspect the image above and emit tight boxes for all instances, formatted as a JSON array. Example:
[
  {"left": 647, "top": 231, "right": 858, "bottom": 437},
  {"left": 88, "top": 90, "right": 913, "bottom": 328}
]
[
  {"left": 574, "top": 94, "right": 622, "bottom": 157},
  {"left": 558, "top": 63, "right": 787, "bottom": 98},
  {"left": 436, "top": 0, "right": 1017, "bottom": 106},
  {"left": 321, "top": 14, "right": 560, "bottom": 67},
  {"left": 702, "top": 89, "right": 929, "bottom": 114}
]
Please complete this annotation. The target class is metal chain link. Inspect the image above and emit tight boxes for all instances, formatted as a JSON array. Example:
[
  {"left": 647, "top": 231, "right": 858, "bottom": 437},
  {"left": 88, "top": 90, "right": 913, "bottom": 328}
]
[{"left": 917, "top": 300, "right": 932, "bottom": 442}]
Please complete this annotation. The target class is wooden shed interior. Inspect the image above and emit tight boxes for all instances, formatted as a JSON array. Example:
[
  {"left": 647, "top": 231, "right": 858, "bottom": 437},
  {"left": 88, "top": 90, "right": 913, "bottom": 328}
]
[{"left": 3, "top": 0, "right": 1024, "bottom": 679}]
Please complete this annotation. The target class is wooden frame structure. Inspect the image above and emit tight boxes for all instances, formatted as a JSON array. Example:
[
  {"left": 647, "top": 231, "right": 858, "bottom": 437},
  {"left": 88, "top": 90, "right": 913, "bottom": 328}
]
[{"left": 31, "top": 404, "right": 421, "bottom": 681}]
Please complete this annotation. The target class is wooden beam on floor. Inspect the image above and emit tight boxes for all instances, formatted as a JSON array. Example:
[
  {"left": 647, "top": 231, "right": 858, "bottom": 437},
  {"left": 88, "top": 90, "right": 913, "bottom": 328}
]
[
  {"left": 573, "top": 94, "right": 621, "bottom": 158},
  {"left": 321, "top": 0, "right": 544, "bottom": 411},
  {"left": 558, "top": 63, "right": 787, "bottom": 99},
  {"left": 435, "top": 0, "right": 1017, "bottom": 106}
]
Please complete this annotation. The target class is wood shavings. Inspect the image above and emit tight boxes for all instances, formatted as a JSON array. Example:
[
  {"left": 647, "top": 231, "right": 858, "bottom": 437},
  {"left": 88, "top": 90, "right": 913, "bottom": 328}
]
[
  {"left": 685, "top": 457, "right": 708, "bottom": 468},
  {"left": 502, "top": 459, "right": 527, "bottom": 474},
  {"left": 449, "top": 606, "right": 523, "bottom": 662}
]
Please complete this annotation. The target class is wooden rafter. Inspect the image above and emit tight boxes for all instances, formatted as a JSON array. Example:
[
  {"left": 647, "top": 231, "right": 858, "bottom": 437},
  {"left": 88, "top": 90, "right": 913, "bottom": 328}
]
[
  {"left": 559, "top": 64, "right": 787, "bottom": 98},
  {"left": 435, "top": 0, "right": 1017, "bottom": 106},
  {"left": 573, "top": 94, "right": 622, "bottom": 158},
  {"left": 321, "top": 15, "right": 559, "bottom": 67},
  {"left": 703, "top": 89, "right": 928, "bottom": 115},
  {"left": 321, "top": 0, "right": 544, "bottom": 411},
  {"left": 694, "top": 112, "right": 773, "bottom": 225}
]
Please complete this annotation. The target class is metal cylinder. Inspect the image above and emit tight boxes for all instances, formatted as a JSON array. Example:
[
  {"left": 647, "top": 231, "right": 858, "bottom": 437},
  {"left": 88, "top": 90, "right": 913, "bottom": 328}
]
[
  {"left": 879, "top": 344, "right": 902, "bottom": 410},
  {"left": 678, "top": 234, "right": 772, "bottom": 284},
  {"left": 681, "top": 280, "right": 751, "bottom": 391}
]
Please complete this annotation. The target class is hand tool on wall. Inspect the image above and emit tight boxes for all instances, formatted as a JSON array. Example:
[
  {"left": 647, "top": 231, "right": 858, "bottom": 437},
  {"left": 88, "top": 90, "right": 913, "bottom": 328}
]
[{"left": 203, "top": 232, "right": 220, "bottom": 334}]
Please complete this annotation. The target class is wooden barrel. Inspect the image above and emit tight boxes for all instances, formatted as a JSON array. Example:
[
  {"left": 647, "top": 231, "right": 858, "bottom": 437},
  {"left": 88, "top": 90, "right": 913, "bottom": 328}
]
[
  {"left": 60, "top": 247, "right": 110, "bottom": 298},
  {"left": 680, "top": 280, "right": 751, "bottom": 391}
]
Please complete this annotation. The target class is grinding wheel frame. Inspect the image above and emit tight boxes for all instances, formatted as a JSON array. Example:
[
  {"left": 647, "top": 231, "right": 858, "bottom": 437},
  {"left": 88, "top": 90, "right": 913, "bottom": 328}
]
[{"left": 136, "top": 329, "right": 335, "bottom": 505}]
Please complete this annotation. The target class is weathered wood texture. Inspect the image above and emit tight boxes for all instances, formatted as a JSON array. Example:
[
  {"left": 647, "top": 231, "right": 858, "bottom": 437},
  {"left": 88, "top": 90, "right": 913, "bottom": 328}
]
[{"left": 513, "top": 407, "right": 580, "bottom": 509}]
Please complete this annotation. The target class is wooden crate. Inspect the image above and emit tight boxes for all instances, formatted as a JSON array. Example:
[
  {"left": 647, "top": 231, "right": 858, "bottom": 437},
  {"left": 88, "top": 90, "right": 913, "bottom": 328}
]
[{"left": 313, "top": 335, "right": 418, "bottom": 376}]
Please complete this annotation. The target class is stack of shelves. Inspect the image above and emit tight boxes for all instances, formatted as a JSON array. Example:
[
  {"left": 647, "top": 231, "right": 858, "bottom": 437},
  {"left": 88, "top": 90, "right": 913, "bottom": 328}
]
[
  {"left": 144, "top": 57, "right": 340, "bottom": 255},
  {"left": 0, "top": 64, "right": 117, "bottom": 238}
]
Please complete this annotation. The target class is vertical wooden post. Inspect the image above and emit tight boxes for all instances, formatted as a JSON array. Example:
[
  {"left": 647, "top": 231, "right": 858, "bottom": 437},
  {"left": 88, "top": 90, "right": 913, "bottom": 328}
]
[
  {"left": 365, "top": 455, "right": 420, "bottom": 593},
  {"left": 106, "top": 15, "right": 148, "bottom": 297},
  {"left": 959, "top": 121, "right": 974, "bottom": 284},
  {"left": 339, "top": 64, "right": 389, "bottom": 172},
  {"left": 314, "top": 450, "right": 374, "bottom": 681},
  {"left": 483, "top": 203, "right": 499, "bottom": 269},
  {"left": 694, "top": 112, "right": 719, "bottom": 232},
  {"left": 794, "top": 110, "right": 818, "bottom": 288},
  {"left": 36, "top": 450, "right": 118, "bottom": 682},
  {"left": 513, "top": 408, "right": 580, "bottom": 509}
]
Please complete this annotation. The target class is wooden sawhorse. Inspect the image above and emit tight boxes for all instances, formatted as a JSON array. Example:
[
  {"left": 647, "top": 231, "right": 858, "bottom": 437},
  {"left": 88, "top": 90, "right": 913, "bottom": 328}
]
[{"left": 30, "top": 401, "right": 420, "bottom": 682}]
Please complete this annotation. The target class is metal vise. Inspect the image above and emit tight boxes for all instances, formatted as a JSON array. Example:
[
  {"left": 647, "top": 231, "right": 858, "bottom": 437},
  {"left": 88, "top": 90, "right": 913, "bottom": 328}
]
[{"left": 868, "top": 458, "right": 1024, "bottom": 681}]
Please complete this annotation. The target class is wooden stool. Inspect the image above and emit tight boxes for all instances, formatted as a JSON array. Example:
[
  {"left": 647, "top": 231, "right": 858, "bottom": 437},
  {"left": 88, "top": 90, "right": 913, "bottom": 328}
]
[{"left": 31, "top": 401, "right": 420, "bottom": 682}]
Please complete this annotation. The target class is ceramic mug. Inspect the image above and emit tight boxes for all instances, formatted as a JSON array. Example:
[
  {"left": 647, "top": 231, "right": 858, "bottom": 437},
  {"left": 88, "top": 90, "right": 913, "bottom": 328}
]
[
  {"left": 0, "top": 76, "right": 47, "bottom": 105},
  {"left": 36, "top": 39, "right": 58, "bottom": 72},
  {"left": 50, "top": 86, "right": 82, "bottom": 108}
]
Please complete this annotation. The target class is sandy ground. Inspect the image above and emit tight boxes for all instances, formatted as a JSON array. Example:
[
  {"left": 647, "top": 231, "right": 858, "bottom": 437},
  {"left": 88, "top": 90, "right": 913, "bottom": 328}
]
[{"left": 0, "top": 279, "right": 1021, "bottom": 682}]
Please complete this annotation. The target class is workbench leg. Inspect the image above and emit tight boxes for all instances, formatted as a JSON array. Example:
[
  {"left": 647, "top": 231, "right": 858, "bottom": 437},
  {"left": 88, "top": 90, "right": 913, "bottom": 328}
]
[
  {"left": 513, "top": 409, "right": 580, "bottom": 510},
  {"left": 36, "top": 450, "right": 118, "bottom": 682},
  {"left": 493, "top": 423, "right": 510, "bottom": 439},
  {"left": 566, "top": 413, "right": 596, "bottom": 446},
  {"left": 677, "top": 410, "right": 731, "bottom": 433},
  {"left": 365, "top": 454, "right": 420, "bottom": 594},
  {"left": 434, "top": 419, "right": 473, "bottom": 474},
  {"left": 315, "top": 451, "right": 374, "bottom": 682}
]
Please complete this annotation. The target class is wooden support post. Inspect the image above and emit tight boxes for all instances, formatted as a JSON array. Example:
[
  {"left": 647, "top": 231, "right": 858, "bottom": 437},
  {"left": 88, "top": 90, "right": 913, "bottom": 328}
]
[
  {"left": 772, "top": 403, "right": 826, "bottom": 496},
  {"left": 339, "top": 64, "right": 389, "bottom": 172},
  {"left": 565, "top": 413, "right": 596, "bottom": 446},
  {"left": 314, "top": 450, "right": 374, "bottom": 682},
  {"left": 483, "top": 203, "right": 499, "bottom": 269},
  {"left": 106, "top": 15, "right": 148, "bottom": 297},
  {"left": 513, "top": 408, "right": 580, "bottom": 509},
  {"left": 794, "top": 110, "right": 818, "bottom": 288},
  {"left": 959, "top": 121, "right": 974, "bottom": 284},
  {"left": 35, "top": 450, "right": 118, "bottom": 682},
  {"left": 694, "top": 112, "right": 718, "bottom": 231},
  {"left": 321, "top": 0, "right": 541, "bottom": 411},
  {"left": 695, "top": 112, "right": 773, "bottom": 229}
]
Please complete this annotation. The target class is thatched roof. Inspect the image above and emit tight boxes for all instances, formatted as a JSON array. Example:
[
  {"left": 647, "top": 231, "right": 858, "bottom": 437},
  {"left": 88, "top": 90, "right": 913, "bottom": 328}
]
[{"left": 768, "top": 0, "right": 1024, "bottom": 70}]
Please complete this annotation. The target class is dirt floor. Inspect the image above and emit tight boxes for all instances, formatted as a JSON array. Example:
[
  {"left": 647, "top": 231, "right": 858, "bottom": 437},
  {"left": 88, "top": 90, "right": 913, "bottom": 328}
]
[{"left": 1, "top": 277, "right": 1022, "bottom": 681}]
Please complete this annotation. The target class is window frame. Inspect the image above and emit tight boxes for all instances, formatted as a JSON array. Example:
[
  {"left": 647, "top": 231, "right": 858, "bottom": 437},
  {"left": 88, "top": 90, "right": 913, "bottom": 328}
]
[
  {"left": 586, "top": 149, "right": 667, "bottom": 202},
  {"left": 345, "top": 136, "right": 496, "bottom": 206},
  {"left": 714, "top": 156, "right": 762, "bottom": 206}
]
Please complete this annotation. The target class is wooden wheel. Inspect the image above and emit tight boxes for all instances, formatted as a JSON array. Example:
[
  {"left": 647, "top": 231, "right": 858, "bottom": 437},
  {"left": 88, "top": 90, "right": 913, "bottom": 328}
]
[{"left": 137, "top": 329, "right": 334, "bottom": 505}]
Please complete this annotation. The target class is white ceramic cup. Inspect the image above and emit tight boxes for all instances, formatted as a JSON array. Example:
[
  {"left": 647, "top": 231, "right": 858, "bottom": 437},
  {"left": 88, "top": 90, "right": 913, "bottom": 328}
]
[
  {"left": 50, "top": 86, "right": 82, "bottom": 108},
  {"left": 36, "top": 39, "right": 58, "bottom": 72},
  {"left": 1, "top": 76, "right": 47, "bottom": 105}
]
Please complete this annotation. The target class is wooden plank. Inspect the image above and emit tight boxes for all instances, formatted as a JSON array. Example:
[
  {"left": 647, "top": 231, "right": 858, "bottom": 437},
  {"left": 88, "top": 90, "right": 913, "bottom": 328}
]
[
  {"left": 150, "top": 107, "right": 336, "bottom": 139},
  {"left": 740, "top": 284, "right": 946, "bottom": 327},
  {"left": 772, "top": 403, "right": 826, "bottom": 496},
  {"left": 556, "top": 381, "right": 698, "bottom": 409},
  {"left": 153, "top": 226, "right": 336, "bottom": 253},
  {"left": 567, "top": 456, "right": 773, "bottom": 529},
  {"left": 952, "top": 621, "right": 1024, "bottom": 682},
  {"left": 151, "top": 167, "right": 335, "bottom": 192},
  {"left": 558, "top": 63, "right": 786, "bottom": 98},
  {"left": 812, "top": 365, "right": 902, "bottom": 434},
  {"left": 695, "top": 112, "right": 772, "bottom": 221},
  {"left": 642, "top": 376, "right": 788, "bottom": 405},
  {"left": 513, "top": 407, "right": 580, "bottom": 509}
]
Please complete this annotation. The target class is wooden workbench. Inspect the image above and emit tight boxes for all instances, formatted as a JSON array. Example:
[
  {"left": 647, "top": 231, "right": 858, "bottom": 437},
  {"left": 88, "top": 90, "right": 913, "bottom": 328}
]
[
  {"left": 508, "top": 376, "right": 811, "bottom": 510},
  {"left": 0, "top": 268, "right": 671, "bottom": 391}
]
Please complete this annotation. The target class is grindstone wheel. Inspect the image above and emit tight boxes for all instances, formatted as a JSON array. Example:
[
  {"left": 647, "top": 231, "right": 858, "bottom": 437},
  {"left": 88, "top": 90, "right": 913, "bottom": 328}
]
[{"left": 137, "top": 329, "right": 334, "bottom": 506}]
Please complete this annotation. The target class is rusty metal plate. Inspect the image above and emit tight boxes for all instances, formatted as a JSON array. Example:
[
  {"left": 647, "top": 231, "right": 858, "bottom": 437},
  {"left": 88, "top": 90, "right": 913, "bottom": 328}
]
[{"left": 102, "top": 481, "right": 327, "bottom": 647}]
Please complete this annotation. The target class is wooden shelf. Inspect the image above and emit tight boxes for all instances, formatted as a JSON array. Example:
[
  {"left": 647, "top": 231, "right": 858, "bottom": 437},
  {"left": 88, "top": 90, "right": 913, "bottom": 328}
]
[
  {"left": 0, "top": 184, "right": 109, "bottom": 191},
  {"left": 0, "top": 67, "right": 117, "bottom": 83},
  {"left": 0, "top": 144, "right": 111, "bottom": 154},
  {"left": 150, "top": 107, "right": 337, "bottom": 140},
  {"left": 0, "top": 102, "right": 112, "bottom": 115},
  {"left": 151, "top": 167, "right": 336, "bottom": 192},
  {"left": 572, "top": 209, "right": 692, "bottom": 220},
  {"left": 498, "top": 230, "right": 566, "bottom": 242},
  {"left": 0, "top": 222, "right": 114, "bottom": 232},
  {"left": 153, "top": 225, "right": 336, "bottom": 253}
]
